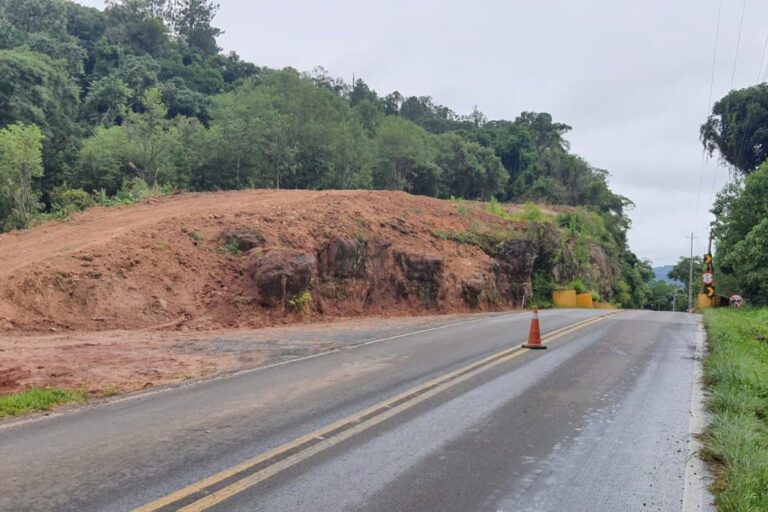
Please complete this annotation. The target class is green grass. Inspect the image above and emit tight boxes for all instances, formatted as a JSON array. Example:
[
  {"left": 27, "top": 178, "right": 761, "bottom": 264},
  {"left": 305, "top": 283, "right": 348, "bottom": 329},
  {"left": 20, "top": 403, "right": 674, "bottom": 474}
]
[
  {"left": 0, "top": 387, "right": 86, "bottom": 418},
  {"left": 225, "top": 238, "right": 242, "bottom": 254},
  {"left": 702, "top": 308, "right": 768, "bottom": 510}
]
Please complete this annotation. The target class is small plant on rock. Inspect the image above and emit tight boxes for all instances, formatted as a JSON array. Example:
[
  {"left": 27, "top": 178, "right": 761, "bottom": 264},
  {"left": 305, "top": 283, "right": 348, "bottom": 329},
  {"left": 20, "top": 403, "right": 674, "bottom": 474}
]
[
  {"left": 225, "top": 238, "right": 241, "bottom": 254},
  {"left": 287, "top": 291, "right": 312, "bottom": 312}
]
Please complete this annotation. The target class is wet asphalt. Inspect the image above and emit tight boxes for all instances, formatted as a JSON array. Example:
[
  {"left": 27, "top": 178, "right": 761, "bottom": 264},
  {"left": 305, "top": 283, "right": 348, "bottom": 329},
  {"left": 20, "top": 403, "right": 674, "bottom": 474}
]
[{"left": 0, "top": 309, "right": 710, "bottom": 512}]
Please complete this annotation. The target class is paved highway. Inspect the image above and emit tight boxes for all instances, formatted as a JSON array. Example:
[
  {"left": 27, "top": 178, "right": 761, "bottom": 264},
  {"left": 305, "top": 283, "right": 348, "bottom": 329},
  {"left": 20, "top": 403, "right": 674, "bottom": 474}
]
[{"left": 0, "top": 310, "right": 712, "bottom": 511}]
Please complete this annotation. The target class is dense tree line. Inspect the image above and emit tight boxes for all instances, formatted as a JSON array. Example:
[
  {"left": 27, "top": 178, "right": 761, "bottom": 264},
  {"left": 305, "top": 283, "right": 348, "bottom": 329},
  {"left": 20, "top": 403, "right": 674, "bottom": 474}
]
[
  {"left": 701, "top": 84, "right": 768, "bottom": 305},
  {"left": 0, "top": 0, "right": 652, "bottom": 307}
]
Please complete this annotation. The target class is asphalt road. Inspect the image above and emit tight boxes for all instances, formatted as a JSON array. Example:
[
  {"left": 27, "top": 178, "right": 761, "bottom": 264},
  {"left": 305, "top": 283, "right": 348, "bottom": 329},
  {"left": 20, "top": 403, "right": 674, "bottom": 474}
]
[{"left": 0, "top": 309, "right": 712, "bottom": 512}]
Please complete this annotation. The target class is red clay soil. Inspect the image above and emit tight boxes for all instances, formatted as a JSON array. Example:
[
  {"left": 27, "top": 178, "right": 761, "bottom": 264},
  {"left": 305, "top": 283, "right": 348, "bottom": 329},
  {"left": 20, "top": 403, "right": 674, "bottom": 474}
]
[
  {"left": 0, "top": 190, "right": 531, "bottom": 397},
  {"left": 0, "top": 190, "right": 521, "bottom": 333}
]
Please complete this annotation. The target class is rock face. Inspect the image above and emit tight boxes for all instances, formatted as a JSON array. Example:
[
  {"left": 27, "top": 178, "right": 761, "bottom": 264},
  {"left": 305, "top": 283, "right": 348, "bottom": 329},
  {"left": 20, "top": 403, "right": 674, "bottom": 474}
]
[
  {"left": 496, "top": 239, "right": 537, "bottom": 281},
  {"left": 249, "top": 250, "right": 316, "bottom": 306},
  {"left": 318, "top": 237, "right": 367, "bottom": 279},
  {"left": 588, "top": 241, "right": 614, "bottom": 296},
  {"left": 462, "top": 273, "right": 499, "bottom": 308},
  {"left": 220, "top": 229, "right": 266, "bottom": 252},
  {"left": 395, "top": 251, "right": 444, "bottom": 307}
]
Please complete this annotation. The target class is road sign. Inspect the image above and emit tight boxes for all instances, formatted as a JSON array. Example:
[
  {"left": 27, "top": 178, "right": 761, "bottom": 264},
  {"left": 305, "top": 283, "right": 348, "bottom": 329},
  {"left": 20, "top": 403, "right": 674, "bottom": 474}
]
[
  {"left": 701, "top": 272, "right": 714, "bottom": 285},
  {"left": 704, "top": 253, "right": 713, "bottom": 265},
  {"left": 729, "top": 294, "right": 744, "bottom": 307},
  {"left": 705, "top": 286, "right": 716, "bottom": 298}
]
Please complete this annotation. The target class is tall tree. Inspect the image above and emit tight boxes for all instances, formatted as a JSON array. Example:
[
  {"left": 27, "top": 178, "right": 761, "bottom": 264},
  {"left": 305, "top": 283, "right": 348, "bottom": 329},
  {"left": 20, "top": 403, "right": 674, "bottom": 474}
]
[
  {"left": 374, "top": 116, "right": 434, "bottom": 191},
  {"left": 701, "top": 84, "right": 768, "bottom": 174},
  {"left": 121, "top": 87, "right": 175, "bottom": 186},
  {"left": 206, "top": 82, "right": 283, "bottom": 188},
  {"left": 104, "top": 0, "right": 169, "bottom": 56},
  {"left": 436, "top": 133, "right": 507, "bottom": 200},
  {"left": 0, "top": 122, "right": 44, "bottom": 229},
  {"left": 0, "top": 49, "right": 79, "bottom": 184},
  {"left": 667, "top": 255, "right": 703, "bottom": 300},
  {"left": 711, "top": 162, "right": 768, "bottom": 303},
  {"left": 166, "top": 0, "right": 221, "bottom": 55}
]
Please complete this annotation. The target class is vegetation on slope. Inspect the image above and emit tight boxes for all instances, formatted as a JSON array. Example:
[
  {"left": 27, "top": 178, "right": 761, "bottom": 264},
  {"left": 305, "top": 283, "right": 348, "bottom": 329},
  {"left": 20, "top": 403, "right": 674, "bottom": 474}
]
[
  {"left": 703, "top": 84, "right": 768, "bottom": 305},
  {"left": 702, "top": 308, "right": 768, "bottom": 511}
]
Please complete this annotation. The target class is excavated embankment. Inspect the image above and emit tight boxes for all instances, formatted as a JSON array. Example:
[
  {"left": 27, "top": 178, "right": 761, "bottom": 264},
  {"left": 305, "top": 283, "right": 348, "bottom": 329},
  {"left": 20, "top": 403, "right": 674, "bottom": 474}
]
[
  {"left": 0, "top": 190, "right": 620, "bottom": 395},
  {"left": 0, "top": 190, "right": 615, "bottom": 334}
]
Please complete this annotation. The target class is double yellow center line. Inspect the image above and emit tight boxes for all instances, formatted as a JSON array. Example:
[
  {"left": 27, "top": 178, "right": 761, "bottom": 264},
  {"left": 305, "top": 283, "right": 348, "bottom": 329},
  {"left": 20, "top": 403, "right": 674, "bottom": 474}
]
[{"left": 134, "top": 311, "right": 618, "bottom": 512}]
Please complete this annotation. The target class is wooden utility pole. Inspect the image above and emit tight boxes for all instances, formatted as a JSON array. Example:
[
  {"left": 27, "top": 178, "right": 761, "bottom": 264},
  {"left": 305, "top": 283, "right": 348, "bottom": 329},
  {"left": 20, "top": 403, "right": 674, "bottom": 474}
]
[{"left": 687, "top": 232, "right": 697, "bottom": 311}]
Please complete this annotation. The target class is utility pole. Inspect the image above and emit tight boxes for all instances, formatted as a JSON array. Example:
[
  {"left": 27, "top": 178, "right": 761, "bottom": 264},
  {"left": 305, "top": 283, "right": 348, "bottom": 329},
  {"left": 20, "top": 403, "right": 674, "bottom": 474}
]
[
  {"left": 673, "top": 284, "right": 677, "bottom": 312},
  {"left": 687, "top": 232, "right": 697, "bottom": 311}
]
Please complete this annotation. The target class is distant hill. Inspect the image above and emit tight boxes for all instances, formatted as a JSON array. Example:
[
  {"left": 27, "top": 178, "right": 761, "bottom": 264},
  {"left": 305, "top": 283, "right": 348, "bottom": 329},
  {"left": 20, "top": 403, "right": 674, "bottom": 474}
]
[{"left": 653, "top": 265, "right": 680, "bottom": 283}]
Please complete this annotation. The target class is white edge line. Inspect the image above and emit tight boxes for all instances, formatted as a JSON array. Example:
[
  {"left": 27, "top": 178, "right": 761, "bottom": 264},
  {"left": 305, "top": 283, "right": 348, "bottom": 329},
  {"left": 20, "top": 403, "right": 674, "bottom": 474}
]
[{"left": 681, "top": 322, "right": 715, "bottom": 512}]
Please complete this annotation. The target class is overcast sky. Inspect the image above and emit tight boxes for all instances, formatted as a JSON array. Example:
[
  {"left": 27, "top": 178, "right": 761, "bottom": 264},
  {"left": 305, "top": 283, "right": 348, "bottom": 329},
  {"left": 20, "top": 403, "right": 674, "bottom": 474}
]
[{"left": 78, "top": 0, "right": 768, "bottom": 265}]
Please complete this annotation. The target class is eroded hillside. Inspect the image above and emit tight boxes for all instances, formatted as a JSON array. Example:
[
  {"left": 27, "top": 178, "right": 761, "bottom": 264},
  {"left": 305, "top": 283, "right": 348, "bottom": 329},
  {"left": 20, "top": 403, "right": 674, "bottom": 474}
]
[{"left": 0, "top": 190, "right": 618, "bottom": 334}]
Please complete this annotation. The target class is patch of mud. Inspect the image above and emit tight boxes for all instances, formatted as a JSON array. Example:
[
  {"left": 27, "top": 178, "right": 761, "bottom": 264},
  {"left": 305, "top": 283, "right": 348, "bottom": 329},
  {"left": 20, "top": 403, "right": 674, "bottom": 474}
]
[{"left": 0, "top": 313, "right": 508, "bottom": 397}]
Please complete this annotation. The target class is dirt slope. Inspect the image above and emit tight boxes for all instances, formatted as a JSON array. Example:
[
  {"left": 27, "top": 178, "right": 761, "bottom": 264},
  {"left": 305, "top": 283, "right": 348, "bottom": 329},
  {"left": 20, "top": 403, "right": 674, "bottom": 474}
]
[
  {"left": 0, "top": 190, "right": 617, "bottom": 397},
  {"left": 0, "top": 190, "right": 533, "bottom": 334}
]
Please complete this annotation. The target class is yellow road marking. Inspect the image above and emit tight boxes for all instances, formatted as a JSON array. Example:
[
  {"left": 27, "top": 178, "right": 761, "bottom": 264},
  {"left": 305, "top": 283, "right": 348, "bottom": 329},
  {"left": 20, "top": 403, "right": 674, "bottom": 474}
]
[{"left": 133, "top": 311, "right": 620, "bottom": 512}]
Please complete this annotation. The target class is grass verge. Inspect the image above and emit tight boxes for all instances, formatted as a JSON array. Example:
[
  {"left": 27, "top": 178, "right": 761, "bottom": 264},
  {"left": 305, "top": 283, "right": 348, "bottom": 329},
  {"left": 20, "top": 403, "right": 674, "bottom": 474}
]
[
  {"left": 702, "top": 308, "right": 768, "bottom": 511},
  {"left": 0, "top": 387, "right": 86, "bottom": 419}
]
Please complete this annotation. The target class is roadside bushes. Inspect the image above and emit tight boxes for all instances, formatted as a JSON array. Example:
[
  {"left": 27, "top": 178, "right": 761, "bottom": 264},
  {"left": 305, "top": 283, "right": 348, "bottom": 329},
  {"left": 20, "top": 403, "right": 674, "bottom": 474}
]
[{"left": 50, "top": 185, "right": 94, "bottom": 215}]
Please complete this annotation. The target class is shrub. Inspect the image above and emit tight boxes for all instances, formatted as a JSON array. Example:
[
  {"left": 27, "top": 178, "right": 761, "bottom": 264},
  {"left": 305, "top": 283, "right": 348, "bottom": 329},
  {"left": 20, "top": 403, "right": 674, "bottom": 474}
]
[
  {"left": 287, "top": 291, "right": 312, "bottom": 311},
  {"left": 521, "top": 202, "right": 544, "bottom": 223},
  {"left": 533, "top": 268, "right": 555, "bottom": 304},
  {"left": 50, "top": 185, "right": 95, "bottom": 215},
  {"left": 486, "top": 197, "right": 510, "bottom": 219},
  {"left": 556, "top": 211, "right": 584, "bottom": 233},
  {"left": 568, "top": 279, "right": 586, "bottom": 294}
]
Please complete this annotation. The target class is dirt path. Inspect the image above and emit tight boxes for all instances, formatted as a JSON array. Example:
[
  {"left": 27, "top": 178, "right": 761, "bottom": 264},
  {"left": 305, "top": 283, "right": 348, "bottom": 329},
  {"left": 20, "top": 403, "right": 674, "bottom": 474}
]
[
  {"left": 0, "top": 312, "right": 510, "bottom": 397},
  {"left": 0, "top": 190, "right": 325, "bottom": 278}
]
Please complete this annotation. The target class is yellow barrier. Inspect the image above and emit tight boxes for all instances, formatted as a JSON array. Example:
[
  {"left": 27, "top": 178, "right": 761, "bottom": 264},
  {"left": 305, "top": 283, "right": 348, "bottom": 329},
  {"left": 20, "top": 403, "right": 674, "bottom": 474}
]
[
  {"left": 697, "top": 293, "right": 714, "bottom": 309},
  {"left": 576, "top": 293, "right": 594, "bottom": 309},
  {"left": 553, "top": 289, "right": 578, "bottom": 307}
]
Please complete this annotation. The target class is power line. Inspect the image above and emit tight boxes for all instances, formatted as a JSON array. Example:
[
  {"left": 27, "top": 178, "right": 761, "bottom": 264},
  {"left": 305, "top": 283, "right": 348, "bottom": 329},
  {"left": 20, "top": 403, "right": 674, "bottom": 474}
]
[
  {"left": 757, "top": 24, "right": 768, "bottom": 83},
  {"left": 731, "top": 0, "right": 748, "bottom": 89},
  {"left": 709, "top": 0, "right": 724, "bottom": 106},
  {"left": 694, "top": 0, "right": 724, "bottom": 235}
]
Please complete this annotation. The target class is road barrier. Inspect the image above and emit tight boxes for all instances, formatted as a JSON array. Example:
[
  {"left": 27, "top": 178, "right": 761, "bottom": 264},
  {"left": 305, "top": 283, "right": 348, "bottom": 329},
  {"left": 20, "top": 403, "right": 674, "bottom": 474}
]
[
  {"left": 552, "top": 289, "right": 578, "bottom": 307},
  {"left": 553, "top": 290, "right": 615, "bottom": 310},
  {"left": 522, "top": 307, "right": 547, "bottom": 349},
  {"left": 696, "top": 293, "right": 721, "bottom": 309},
  {"left": 576, "top": 293, "right": 594, "bottom": 309}
]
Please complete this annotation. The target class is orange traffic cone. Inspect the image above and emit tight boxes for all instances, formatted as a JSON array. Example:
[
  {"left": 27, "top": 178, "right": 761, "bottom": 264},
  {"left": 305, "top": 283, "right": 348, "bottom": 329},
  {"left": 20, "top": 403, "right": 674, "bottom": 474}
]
[{"left": 522, "top": 307, "right": 546, "bottom": 349}]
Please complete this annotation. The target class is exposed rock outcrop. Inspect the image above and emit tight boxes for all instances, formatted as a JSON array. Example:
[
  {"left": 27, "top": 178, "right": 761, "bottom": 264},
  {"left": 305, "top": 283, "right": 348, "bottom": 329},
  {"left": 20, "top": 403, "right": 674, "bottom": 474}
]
[
  {"left": 249, "top": 250, "right": 316, "bottom": 306},
  {"left": 318, "top": 237, "right": 367, "bottom": 279},
  {"left": 395, "top": 251, "right": 444, "bottom": 308},
  {"left": 220, "top": 229, "right": 266, "bottom": 252}
]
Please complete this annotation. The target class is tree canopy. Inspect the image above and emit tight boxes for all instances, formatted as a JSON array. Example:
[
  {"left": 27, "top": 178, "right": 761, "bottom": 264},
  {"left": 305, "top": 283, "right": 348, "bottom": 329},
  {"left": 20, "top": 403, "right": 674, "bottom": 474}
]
[
  {"left": 0, "top": 0, "right": 649, "bottom": 307},
  {"left": 701, "top": 84, "right": 768, "bottom": 174}
]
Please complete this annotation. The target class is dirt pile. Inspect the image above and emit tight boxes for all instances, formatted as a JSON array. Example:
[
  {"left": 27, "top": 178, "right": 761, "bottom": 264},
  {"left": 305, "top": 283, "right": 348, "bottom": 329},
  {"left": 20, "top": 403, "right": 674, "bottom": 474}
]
[{"left": 0, "top": 190, "right": 599, "bottom": 334}]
